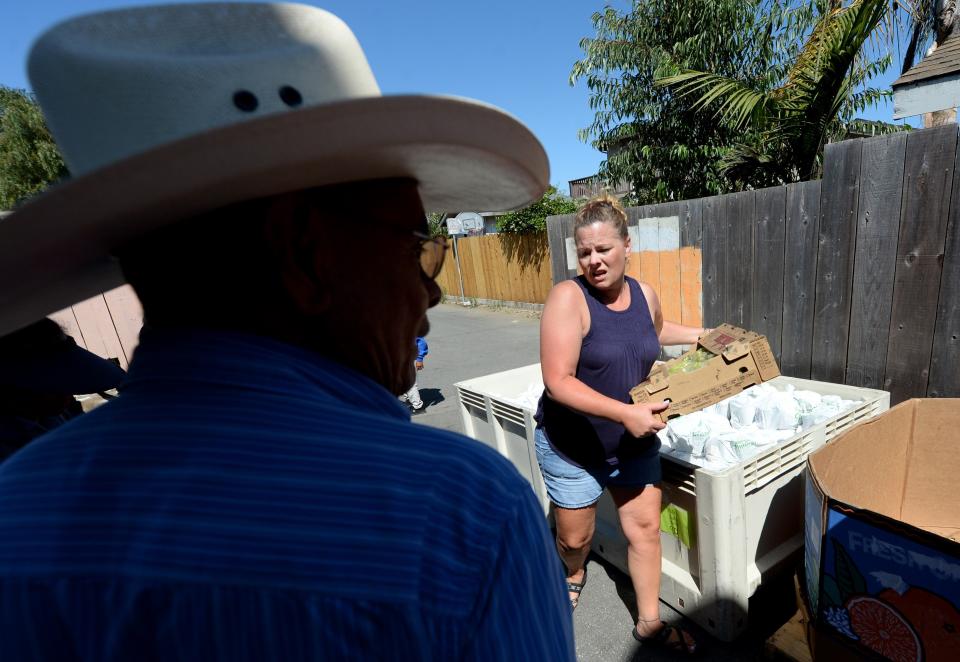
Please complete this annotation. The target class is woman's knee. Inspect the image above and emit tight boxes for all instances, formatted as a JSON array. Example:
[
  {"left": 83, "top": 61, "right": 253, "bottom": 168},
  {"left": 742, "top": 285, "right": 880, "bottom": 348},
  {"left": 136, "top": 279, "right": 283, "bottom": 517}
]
[
  {"left": 556, "top": 523, "right": 595, "bottom": 553},
  {"left": 620, "top": 513, "right": 660, "bottom": 544}
]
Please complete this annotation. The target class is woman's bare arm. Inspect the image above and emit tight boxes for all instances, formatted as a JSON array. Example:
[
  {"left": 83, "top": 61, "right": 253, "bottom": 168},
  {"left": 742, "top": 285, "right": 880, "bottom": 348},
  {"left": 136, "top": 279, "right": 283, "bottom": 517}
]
[
  {"left": 660, "top": 320, "right": 706, "bottom": 346},
  {"left": 638, "top": 281, "right": 706, "bottom": 346}
]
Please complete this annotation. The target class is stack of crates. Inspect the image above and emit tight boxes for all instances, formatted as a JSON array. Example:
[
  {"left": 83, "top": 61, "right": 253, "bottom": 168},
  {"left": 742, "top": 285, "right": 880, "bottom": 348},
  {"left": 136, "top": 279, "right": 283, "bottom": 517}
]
[{"left": 456, "top": 365, "right": 889, "bottom": 641}]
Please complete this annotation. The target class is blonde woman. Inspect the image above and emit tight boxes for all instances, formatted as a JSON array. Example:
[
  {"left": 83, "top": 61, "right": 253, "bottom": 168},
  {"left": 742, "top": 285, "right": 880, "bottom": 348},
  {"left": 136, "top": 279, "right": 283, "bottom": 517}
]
[{"left": 535, "top": 194, "right": 703, "bottom": 654}]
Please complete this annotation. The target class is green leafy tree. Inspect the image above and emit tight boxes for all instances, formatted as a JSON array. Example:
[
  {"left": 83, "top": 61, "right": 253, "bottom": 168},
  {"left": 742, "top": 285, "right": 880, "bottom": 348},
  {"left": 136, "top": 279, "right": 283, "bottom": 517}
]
[
  {"left": 659, "top": 0, "right": 896, "bottom": 186},
  {"left": 495, "top": 186, "right": 577, "bottom": 235},
  {"left": 572, "top": 2, "right": 827, "bottom": 203},
  {"left": 427, "top": 212, "right": 449, "bottom": 239},
  {"left": 0, "top": 86, "right": 67, "bottom": 209}
]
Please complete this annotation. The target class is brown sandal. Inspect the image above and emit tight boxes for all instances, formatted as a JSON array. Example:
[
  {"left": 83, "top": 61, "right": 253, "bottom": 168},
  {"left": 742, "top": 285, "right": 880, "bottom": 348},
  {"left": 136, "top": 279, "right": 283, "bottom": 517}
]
[
  {"left": 632, "top": 620, "right": 698, "bottom": 655},
  {"left": 566, "top": 565, "right": 587, "bottom": 610}
]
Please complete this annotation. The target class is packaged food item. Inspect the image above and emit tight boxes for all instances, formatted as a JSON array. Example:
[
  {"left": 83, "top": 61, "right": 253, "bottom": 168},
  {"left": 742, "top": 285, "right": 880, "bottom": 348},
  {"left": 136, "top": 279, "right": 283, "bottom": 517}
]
[{"left": 631, "top": 323, "right": 780, "bottom": 422}]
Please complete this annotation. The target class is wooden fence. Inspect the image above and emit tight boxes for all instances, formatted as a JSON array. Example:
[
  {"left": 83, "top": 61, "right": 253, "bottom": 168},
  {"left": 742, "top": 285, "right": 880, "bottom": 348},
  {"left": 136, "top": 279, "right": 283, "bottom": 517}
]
[
  {"left": 547, "top": 124, "right": 960, "bottom": 404},
  {"left": 49, "top": 285, "right": 143, "bottom": 369},
  {"left": 435, "top": 232, "right": 553, "bottom": 305}
]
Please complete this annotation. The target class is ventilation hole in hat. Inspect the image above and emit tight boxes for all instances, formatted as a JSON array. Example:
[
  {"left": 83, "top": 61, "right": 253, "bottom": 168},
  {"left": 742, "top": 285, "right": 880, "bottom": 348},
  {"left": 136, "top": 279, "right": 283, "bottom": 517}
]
[
  {"left": 279, "top": 86, "right": 303, "bottom": 107},
  {"left": 233, "top": 90, "right": 259, "bottom": 112}
]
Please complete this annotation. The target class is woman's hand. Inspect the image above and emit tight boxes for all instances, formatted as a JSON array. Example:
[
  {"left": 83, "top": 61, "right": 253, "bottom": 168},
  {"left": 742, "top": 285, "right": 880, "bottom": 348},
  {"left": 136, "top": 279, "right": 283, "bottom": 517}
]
[{"left": 619, "top": 401, "right": 669, "bottom": 438}]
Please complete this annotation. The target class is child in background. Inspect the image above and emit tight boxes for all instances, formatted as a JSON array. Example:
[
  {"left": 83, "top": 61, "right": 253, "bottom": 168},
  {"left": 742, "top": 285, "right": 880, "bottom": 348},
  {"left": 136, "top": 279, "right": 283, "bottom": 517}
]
[{"left": 399, "top": 337, "right": 428, "bottom": 415}]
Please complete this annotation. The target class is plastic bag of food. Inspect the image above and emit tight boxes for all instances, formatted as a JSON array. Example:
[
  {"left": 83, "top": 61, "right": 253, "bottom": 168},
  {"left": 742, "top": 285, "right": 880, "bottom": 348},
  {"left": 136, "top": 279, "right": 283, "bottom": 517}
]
[
  {"left": 755, "top": 392, "right": 800, "bottom": 430},
  {"left": 665, "top": 412, "right": 711, "bottom": 456},
  {"left": 666, "top": 348, "right": 717, "bottom": 375},
  {"left": 792, "top": 390, "right": 822, "bottom": 414},
  {"left": 704, "top": 399, "right": 730, "bottom": 419},
  {"left": 728, "top": 393, "right": 758, "bottom": 429}
]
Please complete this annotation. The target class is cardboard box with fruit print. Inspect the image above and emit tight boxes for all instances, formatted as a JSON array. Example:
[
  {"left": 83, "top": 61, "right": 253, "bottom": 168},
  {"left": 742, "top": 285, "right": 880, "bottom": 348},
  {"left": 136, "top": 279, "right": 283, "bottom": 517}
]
[{"left": 804, "top": 399, "right": 960, "bottom": 662}]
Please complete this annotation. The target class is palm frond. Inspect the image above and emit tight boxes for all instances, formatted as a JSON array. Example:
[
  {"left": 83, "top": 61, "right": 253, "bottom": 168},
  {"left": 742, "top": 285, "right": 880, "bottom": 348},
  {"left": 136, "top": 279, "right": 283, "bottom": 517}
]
[
  {"left": 656, "top": 70, "right": 774, "bottom": 131},
  {"left": 776, "top": 0, "right": 890, "bottom": 176}
]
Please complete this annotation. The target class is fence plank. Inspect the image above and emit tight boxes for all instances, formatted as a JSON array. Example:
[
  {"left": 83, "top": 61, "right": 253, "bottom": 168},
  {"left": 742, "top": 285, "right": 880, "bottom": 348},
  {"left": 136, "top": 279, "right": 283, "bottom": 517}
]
[
  {"left": 812, "top": 138, "right": 862, "bottom": 382},
  {"left": 624, "top": 207, "right": 643, "bottom": 284},
  {"left": 751, "top": 186, "right": 786, "bottom": 361},
  {"left": 436, "top": 229, "right": 464, "bottom": 300},
  {"left": 845, "top": 132, "right": 907, "bottom": 389},
  {"left": 658, "top": 212, "right": 683, "bottom": 325},
  {"left": 679, "top": 198, "right": 704, "bottom": 328},
  {"left": 103, "top": 285, "right": 144, "bottom": 363},
  {"left": 885, "top": 125, "right": 958, "bottom": 403},
  {"left": 456, "top": 236, "right": 475, "bottom": 298},
  {"left": 701, "top": 194, "right": 726, "bottom": 327},
  {"left": 562, "top": 214, "right": 578, "bottom": 281},
  {"left": 781, "top": 180, "right": 821, "bottom": 378},
  {"left": 72, "top": 294, "right": 129, "bottom": 369},
  {"left": 546, "top": 214, "right": 574, "bottom": 286},
  {"left": 467, "top": 236, "right": 487, "bottom": 299},
  {"left": 49, "top": 307, "right": 87, "bottom": 349},
  {"left": 929, "top": 131, "right": 960, "bottom": 396},
  {"left": 639, "top": 222, "right": 662, "bottom": 289},
  {"left": 724, "top": 190, "right": 755, "bottom": 327}
]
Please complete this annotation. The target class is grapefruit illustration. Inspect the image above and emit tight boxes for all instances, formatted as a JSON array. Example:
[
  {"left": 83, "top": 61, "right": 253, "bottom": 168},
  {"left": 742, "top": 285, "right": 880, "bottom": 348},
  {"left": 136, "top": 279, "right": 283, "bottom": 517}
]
[
  {"left": 845, "top": 595, "right": 923, "bottom": 662},
  {"left": 881, "top": 587, "right": 960, "bottom": 662}
]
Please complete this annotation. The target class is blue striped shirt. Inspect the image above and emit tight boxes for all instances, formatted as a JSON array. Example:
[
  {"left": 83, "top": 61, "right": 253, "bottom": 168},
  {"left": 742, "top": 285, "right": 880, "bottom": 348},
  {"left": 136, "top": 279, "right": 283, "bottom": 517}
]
[{"left": 0, "top": 329, "right": 574, "bottom": 661}]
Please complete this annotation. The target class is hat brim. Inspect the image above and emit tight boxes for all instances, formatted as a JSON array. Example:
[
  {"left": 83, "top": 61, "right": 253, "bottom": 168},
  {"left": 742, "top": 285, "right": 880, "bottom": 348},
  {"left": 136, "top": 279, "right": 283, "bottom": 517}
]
[
  {"left": 1, "top": 338, "right": 126, "bottom": 394},
  {"left": 0, "top": 94, "right": 549, "bottom": 335}
]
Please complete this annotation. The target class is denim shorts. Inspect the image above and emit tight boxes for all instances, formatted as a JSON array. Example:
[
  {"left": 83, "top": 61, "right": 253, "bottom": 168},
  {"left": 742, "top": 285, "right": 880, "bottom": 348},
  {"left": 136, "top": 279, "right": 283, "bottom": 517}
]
[{"left": 534, "top": 427, "right": 661, "bottom": 509}]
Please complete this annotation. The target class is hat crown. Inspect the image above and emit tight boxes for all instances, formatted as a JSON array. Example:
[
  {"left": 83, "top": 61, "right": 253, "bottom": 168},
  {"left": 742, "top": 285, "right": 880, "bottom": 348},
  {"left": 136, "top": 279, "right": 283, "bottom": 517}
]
[{"left": 28, "top": 2, "right": 380, "bottom": 175}]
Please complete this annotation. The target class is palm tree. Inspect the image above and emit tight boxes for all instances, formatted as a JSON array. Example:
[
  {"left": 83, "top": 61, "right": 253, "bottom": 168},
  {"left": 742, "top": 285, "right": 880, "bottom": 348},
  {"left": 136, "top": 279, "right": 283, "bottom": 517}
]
[
  {"left": 901, "top": 0, "right": 956, "bottom": 73},
  {"left": 900, "top": 1, "right": 958, "bottom": 125},
  {"left": 657, "top": 0, "right": 892, "bottom": 187}
]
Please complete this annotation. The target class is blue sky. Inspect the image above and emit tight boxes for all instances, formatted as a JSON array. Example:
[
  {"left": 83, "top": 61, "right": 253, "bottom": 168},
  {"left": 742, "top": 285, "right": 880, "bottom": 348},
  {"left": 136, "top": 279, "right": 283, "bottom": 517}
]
[{"left": 1, "top": 1, "right": 919, "bottom": 197}]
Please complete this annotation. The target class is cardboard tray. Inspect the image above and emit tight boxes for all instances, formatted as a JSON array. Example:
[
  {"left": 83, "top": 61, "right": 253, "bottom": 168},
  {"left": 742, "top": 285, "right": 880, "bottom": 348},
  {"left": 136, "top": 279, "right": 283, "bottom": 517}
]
[{"left": 630, "top": 323, "right": 781, "bottom": 421}]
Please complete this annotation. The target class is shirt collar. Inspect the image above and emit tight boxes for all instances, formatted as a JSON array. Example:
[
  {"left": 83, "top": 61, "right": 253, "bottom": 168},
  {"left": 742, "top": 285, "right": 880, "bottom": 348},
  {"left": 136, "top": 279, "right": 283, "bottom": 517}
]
[{"left": 124, "top": 328, "right": 410, "bottom": 420}]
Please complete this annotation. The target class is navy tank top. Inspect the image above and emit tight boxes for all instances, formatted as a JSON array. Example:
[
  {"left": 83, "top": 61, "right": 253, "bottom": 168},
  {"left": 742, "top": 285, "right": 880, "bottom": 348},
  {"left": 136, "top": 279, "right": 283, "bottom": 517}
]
[{"left": 535, "top": 275, "right": 661, "bottom": 468}]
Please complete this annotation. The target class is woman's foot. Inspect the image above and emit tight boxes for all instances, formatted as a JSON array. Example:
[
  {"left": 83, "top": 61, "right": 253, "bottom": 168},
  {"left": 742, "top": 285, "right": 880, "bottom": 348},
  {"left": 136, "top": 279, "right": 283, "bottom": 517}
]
[
  {"left": 566, "top": 565, "right": 587, "bottom": 610},
  {"left": 633, "top": 618, "right": 697, "bottom": 655}
]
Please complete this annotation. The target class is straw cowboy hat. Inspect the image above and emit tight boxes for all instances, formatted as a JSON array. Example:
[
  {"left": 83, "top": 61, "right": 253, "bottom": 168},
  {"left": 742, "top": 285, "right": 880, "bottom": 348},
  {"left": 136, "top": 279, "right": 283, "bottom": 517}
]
[{"left": 0, "top": 2, "right": 549, "bottom": 335}]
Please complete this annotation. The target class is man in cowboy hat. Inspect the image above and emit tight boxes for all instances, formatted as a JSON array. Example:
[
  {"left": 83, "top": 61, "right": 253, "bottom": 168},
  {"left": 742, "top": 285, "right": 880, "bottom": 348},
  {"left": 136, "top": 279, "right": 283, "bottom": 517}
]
[{"left": 0, "top": 4, "right": 573, "bottom": 660}]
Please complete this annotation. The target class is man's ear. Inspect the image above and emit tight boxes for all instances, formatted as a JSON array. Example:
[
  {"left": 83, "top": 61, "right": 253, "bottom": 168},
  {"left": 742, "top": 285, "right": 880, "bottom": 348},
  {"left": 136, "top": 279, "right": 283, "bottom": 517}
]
[{"left": 262, "top": 194, "right": 332, "bottom": 315}]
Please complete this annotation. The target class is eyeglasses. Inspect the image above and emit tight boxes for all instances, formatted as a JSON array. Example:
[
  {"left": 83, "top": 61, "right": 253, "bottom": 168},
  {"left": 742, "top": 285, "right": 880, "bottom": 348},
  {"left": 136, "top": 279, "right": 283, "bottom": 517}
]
[{"left": 412, "top": 230, "right": 449, "bottom": 280}]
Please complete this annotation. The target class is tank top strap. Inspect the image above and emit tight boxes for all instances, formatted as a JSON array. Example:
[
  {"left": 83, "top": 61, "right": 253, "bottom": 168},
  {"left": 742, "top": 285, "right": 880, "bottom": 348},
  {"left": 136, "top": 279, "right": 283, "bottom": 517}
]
[
  {"left": 573, "top": 275, "right": 606, "bottom": 316},
  {"left": 625, "top": 276, "right": 642, "bottom": 313},
  {"left": 625, "top": 276, "right": 655, "bottom": 326}
]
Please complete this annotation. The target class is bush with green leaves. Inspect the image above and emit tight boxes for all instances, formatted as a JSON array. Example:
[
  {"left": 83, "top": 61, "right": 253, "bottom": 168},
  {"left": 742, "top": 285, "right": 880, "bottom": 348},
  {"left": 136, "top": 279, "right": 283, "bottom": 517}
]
[
  {"left": 495, "top": 186, "right": 577, "bottom": 235},
  {"left": 427, "top": 212, "right": 449, "bottom": 239},
  {"left": 659, "top": 0, "right": 900, "bottom": 187},
  {"left": 0, "top": 86, "right": 67, "bottom": 209},
  {"left": 571, "top": 1, "right": 900, "bottom": 201}
]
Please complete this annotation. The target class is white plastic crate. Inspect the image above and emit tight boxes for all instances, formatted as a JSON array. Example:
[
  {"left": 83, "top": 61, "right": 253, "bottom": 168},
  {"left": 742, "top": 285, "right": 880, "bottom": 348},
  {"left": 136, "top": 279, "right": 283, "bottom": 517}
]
[
  {"left": 455, "top": 365, "right": 549, "bottom": 514},
  {"left": 455, "top": 367, "right": 889, "bottom": 642},
  {"left": 592, "top": 375, "right": 889, "bottom": 641}
]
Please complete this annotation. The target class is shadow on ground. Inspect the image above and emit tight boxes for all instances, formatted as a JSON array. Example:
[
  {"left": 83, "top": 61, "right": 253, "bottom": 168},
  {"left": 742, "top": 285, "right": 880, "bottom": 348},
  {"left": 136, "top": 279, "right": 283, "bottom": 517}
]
[
  {"left": 584, "top": 551, "right": 798, "bottom": 661},
  {"left": 417, "top": 388, "right": 445, "bottom": 408}
]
